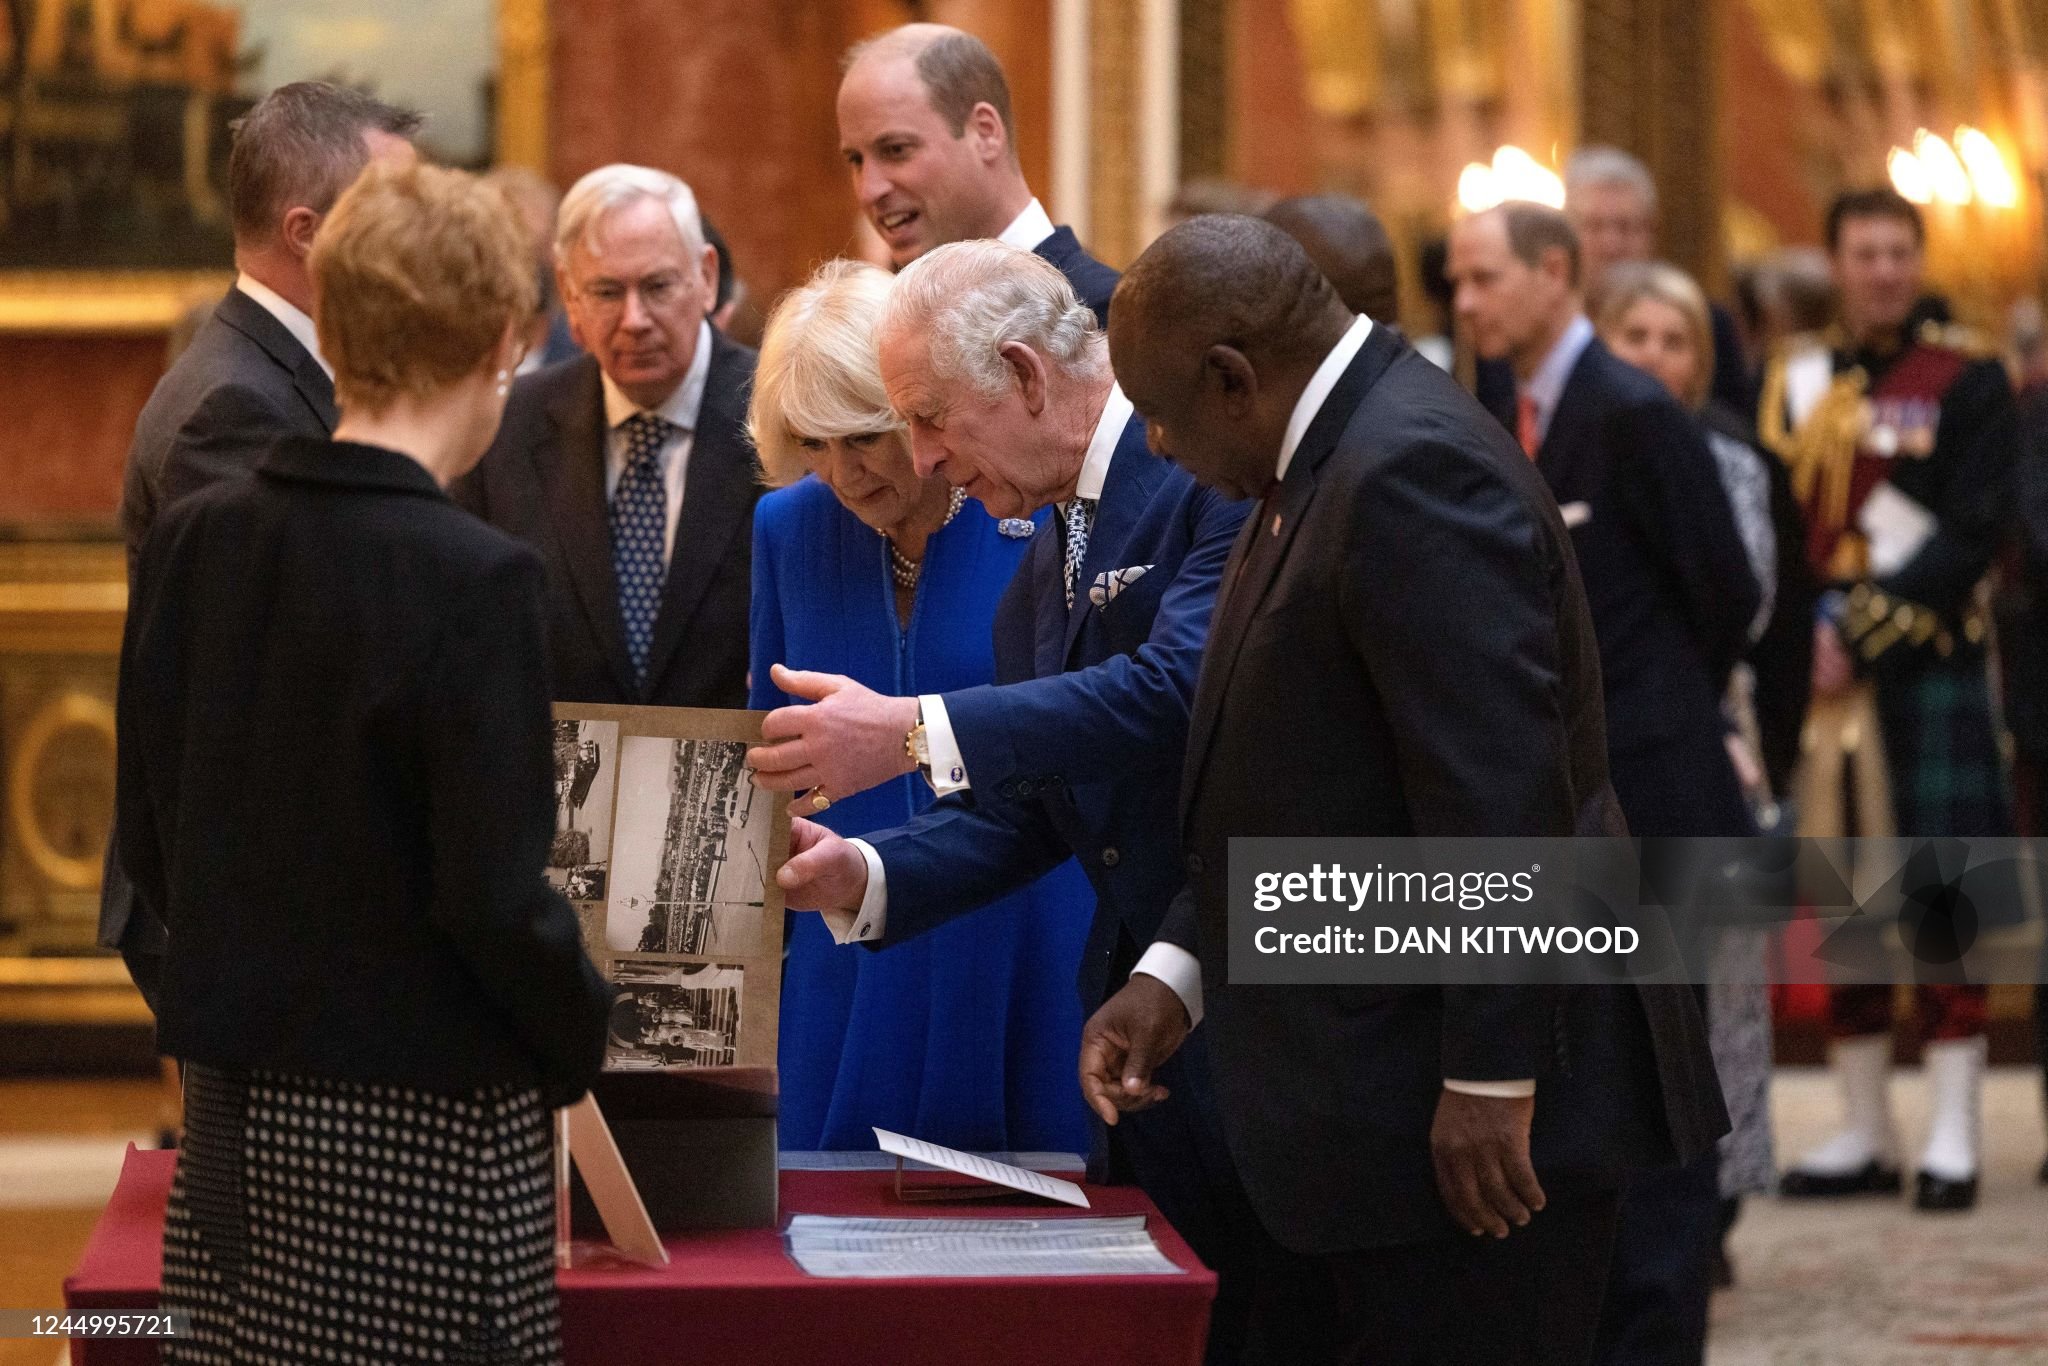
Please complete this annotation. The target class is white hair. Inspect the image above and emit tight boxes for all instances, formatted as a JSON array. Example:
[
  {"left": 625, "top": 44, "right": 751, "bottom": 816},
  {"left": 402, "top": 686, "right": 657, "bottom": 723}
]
[
  {"left": 1565, "top": 145, "right": 1658, "bottom": 213},
  {"left": 882, "top": 239, "right": 1108, "bottom": 400},
  {"left": 555, "top": 163, "right": 706, "bottom": 263}
]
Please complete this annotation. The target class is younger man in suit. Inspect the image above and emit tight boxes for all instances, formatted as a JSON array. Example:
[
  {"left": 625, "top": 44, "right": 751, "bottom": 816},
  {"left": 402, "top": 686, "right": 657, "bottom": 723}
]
[
  {"left": 109, "top": 81, "right": 420, "bottom": 1002},
  {"left": 837, "top": 23, "right": 1118, "bottom": 323},
  {"left": 767, "top": 242, "right": 1256, "bottom": 1364},
  {"left": 1084, "top": 214, "right": 1727, "bottom": 1366},
  {"left": 456, "top": 165, "right": 759, "bottom": 710}
]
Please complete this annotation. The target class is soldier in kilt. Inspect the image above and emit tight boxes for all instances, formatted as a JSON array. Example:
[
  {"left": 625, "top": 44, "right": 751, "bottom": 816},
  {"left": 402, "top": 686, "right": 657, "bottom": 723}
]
[{"left": 1760, "top": 189, "right": 2015, "bottom": 1212}]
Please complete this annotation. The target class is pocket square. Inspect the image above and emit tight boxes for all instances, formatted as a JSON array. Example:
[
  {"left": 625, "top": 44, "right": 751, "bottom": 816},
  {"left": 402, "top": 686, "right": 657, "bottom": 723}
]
[
  {"left": 1089, "top": 564, "right": 1152, "bottom": 607},
  {"left": 1559, "top": 501, "right": 1592, "bottom": 529}
]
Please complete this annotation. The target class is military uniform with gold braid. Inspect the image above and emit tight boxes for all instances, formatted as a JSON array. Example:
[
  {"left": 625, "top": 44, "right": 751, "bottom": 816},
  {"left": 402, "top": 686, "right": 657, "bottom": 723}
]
[{"left": 1760, "top": 317, "right": 2015, "bottom": 1209}]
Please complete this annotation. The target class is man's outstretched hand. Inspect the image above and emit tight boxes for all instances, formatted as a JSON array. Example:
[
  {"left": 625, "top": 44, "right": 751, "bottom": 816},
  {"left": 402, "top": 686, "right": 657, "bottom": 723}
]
[
  {"left": 775, "top": 817, "right": 869, "bottom": 914},
  {"left": 1430, "top": 1089, "right": 1546, "bottom": 1239},
  {"left": 748, "top": 665, "right": 920, "bottom": 800},
  {"left": 1078, "top": 974, "right": 1191, "bottom": 1125}
]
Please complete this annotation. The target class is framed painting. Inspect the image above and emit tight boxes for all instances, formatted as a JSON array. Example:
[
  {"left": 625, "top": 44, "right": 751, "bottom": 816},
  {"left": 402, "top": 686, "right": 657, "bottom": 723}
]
[{"left": 0, "top": 0, "right": 547, "bottom": 331}]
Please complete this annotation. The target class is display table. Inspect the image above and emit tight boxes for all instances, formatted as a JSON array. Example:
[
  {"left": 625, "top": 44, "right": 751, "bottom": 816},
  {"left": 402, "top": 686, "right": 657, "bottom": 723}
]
[{"left": 66, "top": 1146, "right": 1215, "bottom": 1366}]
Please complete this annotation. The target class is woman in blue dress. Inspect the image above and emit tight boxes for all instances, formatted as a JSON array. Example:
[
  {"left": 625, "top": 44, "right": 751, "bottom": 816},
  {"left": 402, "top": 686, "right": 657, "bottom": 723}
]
[{"left": 746, "top": 259, "right": 1094, "bottom": 1154}]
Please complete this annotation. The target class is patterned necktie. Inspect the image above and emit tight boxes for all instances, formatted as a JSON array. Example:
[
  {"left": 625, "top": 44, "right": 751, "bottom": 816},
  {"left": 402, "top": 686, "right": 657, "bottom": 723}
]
[
  {"left": 1062, "top": 497, "right": 1097, "bottom": 610},
  {"left": 610, "top": 413, "right": 672, "bottom": 687}
]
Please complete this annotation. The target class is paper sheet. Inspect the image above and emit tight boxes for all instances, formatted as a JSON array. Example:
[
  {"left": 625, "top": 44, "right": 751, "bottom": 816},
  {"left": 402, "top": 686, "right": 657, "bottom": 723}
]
[
  {"left": 872, "top": 1128, "right": 1091, "bottom": 1207},
  {"left": 784, "top": 1214, "right": 1184, "bottom": 1278},
  {"left": 778, "top": 1149, "right": 1086, "bottom": 1172}
]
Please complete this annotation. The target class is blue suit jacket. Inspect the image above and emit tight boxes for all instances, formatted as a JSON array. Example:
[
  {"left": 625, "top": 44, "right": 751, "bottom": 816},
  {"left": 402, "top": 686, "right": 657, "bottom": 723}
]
[
  {"left": 1035, "top": 225, "right": 1119, "bottom": 327},
  {"left": 865, "top": 415, "right": 1249, "bottom": 1006}
]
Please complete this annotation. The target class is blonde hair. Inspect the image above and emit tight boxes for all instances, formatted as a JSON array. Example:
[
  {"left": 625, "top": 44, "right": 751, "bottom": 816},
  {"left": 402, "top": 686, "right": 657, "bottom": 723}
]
[
  {"left": 1594, "top": 259, "right": 1714, "bottom": 409},
  {"left": 748, "top": 258, "right": 905, "bottom": 488},
  {"left": 311, "top": 162, "right": 535, "bottom": 413}
]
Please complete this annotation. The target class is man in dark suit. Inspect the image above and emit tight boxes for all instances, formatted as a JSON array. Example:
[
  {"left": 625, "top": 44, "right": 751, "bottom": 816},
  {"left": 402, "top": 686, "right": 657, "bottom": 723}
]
[
  {"left": 837, "top": 23, "right": 1118, "bottom": 323},
  {"left": 1449, "top": 202, "right": 1757, "bottom": 1365},
  {"left": 456, "top": 165, "right": 759, "bottom": 710},
  {"left": 1083, "top": 214, "right": 1727, "bottom": 1366},
  {"left": 769, "top": 241, "right": 1258, "bottom": 1364},
  {"left": 1477, "top": 148, "right": 1754, "bottom": 433},
  {"left": 106, "top": 81, "right": 420, "bottom": 1002}
]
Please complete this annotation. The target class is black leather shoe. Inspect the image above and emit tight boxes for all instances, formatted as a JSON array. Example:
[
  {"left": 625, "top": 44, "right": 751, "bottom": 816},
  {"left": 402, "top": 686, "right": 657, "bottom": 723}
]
[
  {"left": 1915, "top": 1171, "right": 1978, "bottom": 1211},
  {"left": 1779, "top": 1160, "right": 1903, "bottom": 1198}
]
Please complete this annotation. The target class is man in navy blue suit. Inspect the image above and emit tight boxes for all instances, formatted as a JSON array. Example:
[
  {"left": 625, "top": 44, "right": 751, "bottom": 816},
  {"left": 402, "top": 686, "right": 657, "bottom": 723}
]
[
  {"left": 763, "top": 241, "right": 1256, "bottom": 1363},
  {"left": 836, "top": 23, "right": 1118, "bottom": 323}
]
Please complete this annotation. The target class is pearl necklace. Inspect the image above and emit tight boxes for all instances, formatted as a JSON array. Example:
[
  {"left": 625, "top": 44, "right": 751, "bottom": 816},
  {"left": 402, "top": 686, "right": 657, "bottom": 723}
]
[{"left": 885, "top": 487, "right": 967, "bottom": 589}]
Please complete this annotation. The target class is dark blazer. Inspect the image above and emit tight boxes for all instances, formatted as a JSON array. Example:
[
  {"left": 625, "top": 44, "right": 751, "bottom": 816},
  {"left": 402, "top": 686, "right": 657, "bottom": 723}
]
[
  {"left": 454, "top": 335, "right": 760, "bottom": 709},
  {"left": 118, "top": 437, "right": 610, "bottom": 1105},
  {"left": 120, "top": 285, "right": 337, "bottom": 578},
  {"left": 1035, "top": 225, "right": 1119, "bottom": 327},
  {"left": 1158, "top": 325, "right": 1728, "bottom": 1256},
  {"left": 1538, "top": 338, "right": 1760, "bottom": 837},
  {"left": 103, "top": 284, "right": 337, "bottom": 961},
  {"left": 864, "top": 414, "right": 1248, "bottom": 1010}
]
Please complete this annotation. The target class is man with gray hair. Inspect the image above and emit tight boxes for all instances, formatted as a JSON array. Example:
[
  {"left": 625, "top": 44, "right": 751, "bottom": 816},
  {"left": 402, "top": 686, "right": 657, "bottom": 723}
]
[
  {"left": 1564, "top": 144, "right": 1751, "bottom": 411},
  {"left": 108, "top": 80, "right": 419, "bottom": 1004},
  {"left": 758, "top": 240, "right": 1258, "bottom": 1364},
  {"left": 457, "top": 163, "right": 759, "bottom": 710},
  {"left": 838, "top": 22, "right": 1119, "bottom": 323}
]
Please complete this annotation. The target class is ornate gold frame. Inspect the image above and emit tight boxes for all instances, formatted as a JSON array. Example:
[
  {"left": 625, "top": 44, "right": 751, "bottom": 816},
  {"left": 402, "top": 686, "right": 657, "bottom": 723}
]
[{"left": 0, "top": 0, "right": 550, "bottom": 335}]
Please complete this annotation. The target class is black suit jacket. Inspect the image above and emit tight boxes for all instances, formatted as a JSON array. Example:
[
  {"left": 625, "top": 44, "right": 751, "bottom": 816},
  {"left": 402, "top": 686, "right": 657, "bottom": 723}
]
[
  {"left": 454, "top": 336, "right": 760, "bottom": 709},
  {"left": 118, "top": 437, "right": 610, "bottom": 1105},
  {"left": 1035, "top": 225, "right": 1119, "bottom": 326},
  {"left": 1158, "top": 325, "right": 1727, "bottom": 1255},
  {"left": 103, "top": 284, "right": 338, "bottom": 958},
  {"left": 1538, "top": 338, "right": 1760, "bottom": 836}
]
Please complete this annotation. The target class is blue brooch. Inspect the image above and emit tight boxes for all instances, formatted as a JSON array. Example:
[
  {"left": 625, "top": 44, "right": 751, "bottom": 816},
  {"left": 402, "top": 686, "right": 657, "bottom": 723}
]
[{"left": 997, "top": 518, "right": 1036, "bottom": 539}]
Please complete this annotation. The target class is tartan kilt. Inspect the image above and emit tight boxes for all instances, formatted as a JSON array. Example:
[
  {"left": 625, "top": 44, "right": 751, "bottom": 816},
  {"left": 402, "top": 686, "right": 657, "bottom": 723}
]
[{"left": 1872, "top": 644, "right": 2012, "bottom": 838}]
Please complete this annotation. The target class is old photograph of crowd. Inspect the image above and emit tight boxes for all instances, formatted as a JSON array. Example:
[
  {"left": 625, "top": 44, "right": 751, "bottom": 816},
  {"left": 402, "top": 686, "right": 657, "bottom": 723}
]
[{"left": 552, "top": 704, "right": 787, "bottom": 1072}]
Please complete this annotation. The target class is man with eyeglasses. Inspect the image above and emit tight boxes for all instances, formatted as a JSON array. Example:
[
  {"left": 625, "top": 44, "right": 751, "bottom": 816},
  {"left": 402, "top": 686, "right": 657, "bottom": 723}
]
[{"left": 457, "top": 163, "right": 760, "bottom": 710}]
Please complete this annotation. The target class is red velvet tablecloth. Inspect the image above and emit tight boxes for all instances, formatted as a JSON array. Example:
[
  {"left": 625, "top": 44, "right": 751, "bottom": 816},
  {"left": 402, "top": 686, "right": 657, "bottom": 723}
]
[{"left": 66, "top": 1146, "right": 1214, "bottom": 1366}]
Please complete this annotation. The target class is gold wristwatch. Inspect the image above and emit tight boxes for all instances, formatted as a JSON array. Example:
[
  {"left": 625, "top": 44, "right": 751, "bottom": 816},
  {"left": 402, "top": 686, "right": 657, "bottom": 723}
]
[{"left": 905, "top": 710, "right": 931, "bottom": 771}]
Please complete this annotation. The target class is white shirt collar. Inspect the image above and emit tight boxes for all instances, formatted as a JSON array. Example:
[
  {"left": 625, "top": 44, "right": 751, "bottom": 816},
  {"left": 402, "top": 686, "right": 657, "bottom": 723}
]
[
  {"left": 601, "top": 320, "right": 714, "bottom": 433},
  {"left": 995, "top": 198, "right": 1057, "bottom": 253},
  {"left": 1071, "top": 382, "right": 1133, "bottom": 503},
  {"left": 1275, "top": 314, "right": 1374, "bottom": 482},
  {"left": 1520, "top": 313, "right": 1596, "bottom": 443},
  {"left": 235, "top": 272, "right": 331, "bottom": 379}
]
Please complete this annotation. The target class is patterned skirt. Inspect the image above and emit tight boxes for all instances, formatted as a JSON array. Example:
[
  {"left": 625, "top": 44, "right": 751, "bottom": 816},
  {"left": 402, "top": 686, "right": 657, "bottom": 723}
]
[{"left": 163, "top": 1063, "right": 561, "bottom": 1365}]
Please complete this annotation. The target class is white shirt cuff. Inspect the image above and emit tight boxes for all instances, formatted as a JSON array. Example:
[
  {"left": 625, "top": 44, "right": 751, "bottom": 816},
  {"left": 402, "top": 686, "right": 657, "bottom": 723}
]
[
  {"left": 917, "top": 695, "right": 971, "bottom": 796},
  {"left": 1132, "top": 942, "right": 1203, "bottom": 1028},
  {"left": 1443, "top": 1078, "right": 1537, "bottom": 1098},
  {"left": 827, "top": 840, "right": 889, "bottom": 945}
]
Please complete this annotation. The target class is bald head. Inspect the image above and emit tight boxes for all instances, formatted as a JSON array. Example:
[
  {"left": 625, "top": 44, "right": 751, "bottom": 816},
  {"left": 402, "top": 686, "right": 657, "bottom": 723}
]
[
  {"left": 1109, "top": 215, "right": 1354, "bottom": 499},
  {"left": 1263, "top": 194, "right": 1399, "bottom": 325}
]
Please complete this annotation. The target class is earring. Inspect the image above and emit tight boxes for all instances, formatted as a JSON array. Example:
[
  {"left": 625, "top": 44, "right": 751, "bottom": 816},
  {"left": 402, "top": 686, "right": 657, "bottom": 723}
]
[{"left": 495, "top": 369, "right": 511, "bottom": 397}]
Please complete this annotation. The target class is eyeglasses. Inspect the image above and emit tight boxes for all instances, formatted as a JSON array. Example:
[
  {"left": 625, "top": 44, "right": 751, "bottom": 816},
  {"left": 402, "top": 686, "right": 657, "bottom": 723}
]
[{"left": 575, "top": 273, "right": 690, "bottom": 316}]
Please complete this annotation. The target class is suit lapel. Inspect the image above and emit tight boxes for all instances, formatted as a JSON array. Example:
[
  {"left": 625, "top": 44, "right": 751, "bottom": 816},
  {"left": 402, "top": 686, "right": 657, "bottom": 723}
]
[
  {"left": 642, "top": 336, "right": 756, "bottom": 694},
  {"left": 1181, "top": 328, "right": 1399, "bottom": 817},
  {"left": 542, "top": 359, "right": 638, "bottom": 697},
  {"left": 1028, "top": 522, "right": 1068, "bottom": 677},
  {"left": 1062, "top": 418, "right": 1163, "bottom": 663},
  {"left": 214, "top": 287, "right": 338, "bottom": 432},
  {"left": 1535, "top": 342, "right": 1601, "bottom": 489}
]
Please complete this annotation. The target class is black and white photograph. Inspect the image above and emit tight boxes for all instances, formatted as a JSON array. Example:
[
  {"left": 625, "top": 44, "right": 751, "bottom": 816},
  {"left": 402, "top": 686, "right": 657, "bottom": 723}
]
[
  {"left": 548, "top": 717, "right": 617, "bottom": 903},
  {"left": 604, "top": 959, "right": 743, "bottom": 1070},
  {"left": 605, "top": 735, "right": 774, "bottom": 956}
]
